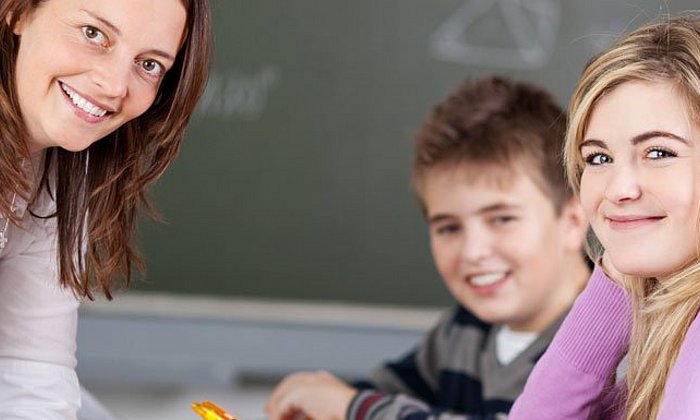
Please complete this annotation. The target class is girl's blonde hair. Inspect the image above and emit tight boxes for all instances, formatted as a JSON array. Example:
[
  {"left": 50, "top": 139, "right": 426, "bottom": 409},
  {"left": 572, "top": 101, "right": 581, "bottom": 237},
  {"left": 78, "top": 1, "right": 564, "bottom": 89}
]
[{"left": 565, "top": 14, "right": 700, "bottom": 419}]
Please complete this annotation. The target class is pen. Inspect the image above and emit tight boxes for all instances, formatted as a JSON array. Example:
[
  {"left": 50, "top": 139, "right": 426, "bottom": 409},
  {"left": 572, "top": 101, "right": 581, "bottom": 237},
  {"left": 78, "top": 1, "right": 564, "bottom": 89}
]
[{"left": 191, "top": 400, "right": 238, "bottom": 420}]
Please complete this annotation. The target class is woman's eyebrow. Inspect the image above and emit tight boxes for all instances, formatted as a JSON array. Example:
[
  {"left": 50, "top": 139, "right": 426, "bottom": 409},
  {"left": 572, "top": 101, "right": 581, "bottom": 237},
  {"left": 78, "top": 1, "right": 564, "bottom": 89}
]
[
  {"left": 81, "top": 9, "right": 176, "bottom": 62},
  {"left": 82, "top": 9, "right": 121, "bottom": 35}
]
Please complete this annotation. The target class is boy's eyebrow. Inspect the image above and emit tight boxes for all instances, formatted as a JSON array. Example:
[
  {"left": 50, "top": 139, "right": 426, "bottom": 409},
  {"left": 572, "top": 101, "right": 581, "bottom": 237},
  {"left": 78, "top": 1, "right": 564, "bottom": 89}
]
[
  {"left": 581, "top": 130, "right": 690, "bottom": 150},
  {"left": 477, "top": 203, "right": 520, "bottom": 214},
  {"left": 427, "top": 203, "right": 519, "bottom": 224},
  {"left": 427, "top": 214, "right": 453, "bottom": 225},
  {"left": 81, "top": 9, "right": 176, "bottom": 62}
]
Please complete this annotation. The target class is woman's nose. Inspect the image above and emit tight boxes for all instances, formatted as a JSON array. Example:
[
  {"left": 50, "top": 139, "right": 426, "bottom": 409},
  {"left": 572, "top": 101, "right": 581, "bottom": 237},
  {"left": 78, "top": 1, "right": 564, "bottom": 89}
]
[{"left": 90, "top": 57, "right": 130, "bottom": 99}]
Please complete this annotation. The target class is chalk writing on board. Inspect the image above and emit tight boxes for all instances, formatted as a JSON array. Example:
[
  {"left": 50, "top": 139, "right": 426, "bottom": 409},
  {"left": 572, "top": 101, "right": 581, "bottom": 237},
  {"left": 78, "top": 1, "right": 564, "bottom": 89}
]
[
  {"left": 196, "top": 67, "right": 280, "bottom": 120},
  {"left": 429, "top": 0, "right": 560, "bottom": 70}
]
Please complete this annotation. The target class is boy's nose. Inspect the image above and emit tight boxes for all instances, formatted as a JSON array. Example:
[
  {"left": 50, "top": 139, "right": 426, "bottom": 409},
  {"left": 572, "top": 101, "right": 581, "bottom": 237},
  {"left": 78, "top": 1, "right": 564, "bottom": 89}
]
[
  {"left": 460, "top": 233, "right": 491, "bottom": 263},
  {"left": 604, "top": 164, "right": 642, "bottom": 203}
]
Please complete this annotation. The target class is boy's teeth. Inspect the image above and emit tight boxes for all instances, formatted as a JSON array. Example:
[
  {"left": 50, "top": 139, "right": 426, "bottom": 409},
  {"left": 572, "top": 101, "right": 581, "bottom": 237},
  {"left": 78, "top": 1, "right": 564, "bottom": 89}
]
[
  {"left": 470, "top": 272, "right": 506, "bottom": 286},
  {"left": 61, "top": 83, "right": 108, "bottom": 117}
]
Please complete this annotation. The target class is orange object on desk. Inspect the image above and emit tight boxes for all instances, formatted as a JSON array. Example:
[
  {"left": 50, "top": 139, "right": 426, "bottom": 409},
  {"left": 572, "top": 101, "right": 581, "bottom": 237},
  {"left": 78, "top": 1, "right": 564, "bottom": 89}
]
[{"left": 191, "top": 400, "right": 238, "bottom": 420}]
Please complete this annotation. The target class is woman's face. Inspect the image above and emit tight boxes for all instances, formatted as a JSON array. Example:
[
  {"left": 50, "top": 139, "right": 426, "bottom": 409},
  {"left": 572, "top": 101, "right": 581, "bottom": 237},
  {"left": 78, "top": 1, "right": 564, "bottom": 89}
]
[
  {"left": 12, "top": 0, "right": 187, "bottom": 152},
  {"left": 580, "top": 80, "right": 700, "bottom": 277}
]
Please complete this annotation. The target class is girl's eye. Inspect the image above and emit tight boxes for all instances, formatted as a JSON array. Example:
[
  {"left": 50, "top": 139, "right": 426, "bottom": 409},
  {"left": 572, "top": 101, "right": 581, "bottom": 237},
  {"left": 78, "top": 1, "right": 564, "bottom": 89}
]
[
  {"left": 140, "top": 59, "right": 165, "bottom": 77},
  {"left": 584, "top": 152, "right": 611, "bottom": 165},
  {"left": 82, "top": 25, "right": 106, "bottom": 45},
  {"left": 646, "top": 148, "right": 676, "bottom": 159}
]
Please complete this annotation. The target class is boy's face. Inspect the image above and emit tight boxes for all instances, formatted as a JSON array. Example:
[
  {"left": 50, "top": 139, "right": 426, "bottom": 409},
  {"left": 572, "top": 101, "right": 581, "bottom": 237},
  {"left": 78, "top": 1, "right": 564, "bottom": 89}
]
[{"left": 423, "top": 165, "right": 584, "bottom": 332}]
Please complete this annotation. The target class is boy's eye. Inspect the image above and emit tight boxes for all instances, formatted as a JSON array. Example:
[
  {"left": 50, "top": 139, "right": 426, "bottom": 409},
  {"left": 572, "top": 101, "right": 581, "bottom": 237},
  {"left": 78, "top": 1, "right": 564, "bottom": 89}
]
[
  {"left": 82, "top": 25, "right": 106, "bottom": 45},
  {"left": 435, "top": 224, "right": 460, "bottom": 236},
  {"left": 491, "top": 215, "right": 516, "bottom": 225},
  {"left": 584, "top": 152, "right": 611, "bottom": 165}
]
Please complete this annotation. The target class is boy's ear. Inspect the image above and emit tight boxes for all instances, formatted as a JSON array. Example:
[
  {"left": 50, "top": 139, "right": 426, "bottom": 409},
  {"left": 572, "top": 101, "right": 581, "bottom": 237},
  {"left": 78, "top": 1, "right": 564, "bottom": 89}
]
[{"left": 560, "top": 197, "right": 588, "bottom": 253}]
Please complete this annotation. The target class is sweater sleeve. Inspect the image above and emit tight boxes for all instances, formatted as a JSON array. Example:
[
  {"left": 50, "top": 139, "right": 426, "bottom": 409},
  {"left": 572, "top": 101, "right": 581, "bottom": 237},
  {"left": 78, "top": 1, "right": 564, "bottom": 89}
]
[
  {"left": 351, "top": 309, "right": 454, "bottom": 405},
  {"left": 508, "top": 265, "right": 631, "bottom": 420},
  {"left": 347, "top": 390, "right": 501, "bottom": 420},
  {"left": 348, "top": 308, "right": 494, "bottom": 420},
  {"left": 657, "top": 313, "right": 700, "bottom": 419}
]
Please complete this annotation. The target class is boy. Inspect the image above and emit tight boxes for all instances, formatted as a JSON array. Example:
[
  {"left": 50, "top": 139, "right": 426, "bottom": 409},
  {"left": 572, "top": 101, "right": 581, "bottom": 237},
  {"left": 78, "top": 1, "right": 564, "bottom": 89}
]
[{"left": 265, "top": 76, "right": 590, "bottom": 420}]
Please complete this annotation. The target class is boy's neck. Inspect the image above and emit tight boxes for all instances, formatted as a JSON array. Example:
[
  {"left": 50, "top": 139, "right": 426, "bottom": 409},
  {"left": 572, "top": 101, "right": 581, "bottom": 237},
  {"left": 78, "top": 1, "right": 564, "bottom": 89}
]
[{"left": 506, "top": 254, "right": 591, "bottom": 334}]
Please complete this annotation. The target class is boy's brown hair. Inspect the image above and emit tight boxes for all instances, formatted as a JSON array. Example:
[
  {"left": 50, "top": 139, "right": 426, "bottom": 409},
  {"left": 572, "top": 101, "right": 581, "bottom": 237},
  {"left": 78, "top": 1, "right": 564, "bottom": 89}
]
[{"left": 412, "top": 76, "right": 570, "bottom": 214}]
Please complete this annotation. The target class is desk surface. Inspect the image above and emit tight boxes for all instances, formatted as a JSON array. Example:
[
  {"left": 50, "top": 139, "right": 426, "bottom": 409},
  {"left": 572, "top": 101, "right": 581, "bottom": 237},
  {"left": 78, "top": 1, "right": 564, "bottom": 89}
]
[{"left": 88, "top": 382, "right": 270, "bottom": 420}]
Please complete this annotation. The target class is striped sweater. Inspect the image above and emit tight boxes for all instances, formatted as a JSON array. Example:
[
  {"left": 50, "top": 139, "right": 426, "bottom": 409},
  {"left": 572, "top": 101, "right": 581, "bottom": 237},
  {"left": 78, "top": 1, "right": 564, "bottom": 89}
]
[{"left": 346, "top": 305, "right": 566, "bottom": 420}]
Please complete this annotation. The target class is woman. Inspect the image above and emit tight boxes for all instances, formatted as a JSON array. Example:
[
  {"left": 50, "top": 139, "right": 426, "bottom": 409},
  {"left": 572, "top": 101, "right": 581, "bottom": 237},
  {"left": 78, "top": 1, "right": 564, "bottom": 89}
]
[
  {"left": 510, "top": 14, "right": 700, "bottom": 420},
  {"left": 0, "top": 0, "right": 210, "bottom": 417}
]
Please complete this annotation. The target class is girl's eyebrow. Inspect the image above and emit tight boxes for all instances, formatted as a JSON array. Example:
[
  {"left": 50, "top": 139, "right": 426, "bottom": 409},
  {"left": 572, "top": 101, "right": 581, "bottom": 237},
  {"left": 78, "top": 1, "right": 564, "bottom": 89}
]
[
  {"left": 81, "top": 9, "right": 176, "bottom": 62},
  {"left": 579, "top": 139, "right": 606, "bottom": 152},
  {"left": 630, "top": 130, "right": 690, "bottom": 146},
  {"left": 581, "top": 130, "right": 690, "bottom": 151}
]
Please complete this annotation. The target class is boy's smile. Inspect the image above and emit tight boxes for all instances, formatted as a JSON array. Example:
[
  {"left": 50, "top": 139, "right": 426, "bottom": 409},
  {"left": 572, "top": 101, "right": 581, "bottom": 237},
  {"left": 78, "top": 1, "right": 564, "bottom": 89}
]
[
  {"left": 466, "top": 271, "right": 510, "bottom": 295},
  {"left": 423, "top": 164, "right": 587, "bottom": 332}
]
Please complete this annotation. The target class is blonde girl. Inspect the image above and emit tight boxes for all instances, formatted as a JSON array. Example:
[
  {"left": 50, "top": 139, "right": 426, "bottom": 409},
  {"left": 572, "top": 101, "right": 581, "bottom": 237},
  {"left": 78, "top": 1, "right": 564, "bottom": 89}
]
[{"left": 511, "top": 14, "right": 700, "bottom": 420}]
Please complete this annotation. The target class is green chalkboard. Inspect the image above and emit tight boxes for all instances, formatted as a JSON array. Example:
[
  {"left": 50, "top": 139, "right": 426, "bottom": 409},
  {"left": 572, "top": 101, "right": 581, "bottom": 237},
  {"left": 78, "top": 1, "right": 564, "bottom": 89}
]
[{"left": 134, "top": 0, "right": 697, "bottom": 306}]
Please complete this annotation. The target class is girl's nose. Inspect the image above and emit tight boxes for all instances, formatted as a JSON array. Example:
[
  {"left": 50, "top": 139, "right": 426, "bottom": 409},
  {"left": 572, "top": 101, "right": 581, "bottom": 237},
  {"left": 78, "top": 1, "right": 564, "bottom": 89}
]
[{"left": 604, "top": 164, "right": 642, "bottom": 203}]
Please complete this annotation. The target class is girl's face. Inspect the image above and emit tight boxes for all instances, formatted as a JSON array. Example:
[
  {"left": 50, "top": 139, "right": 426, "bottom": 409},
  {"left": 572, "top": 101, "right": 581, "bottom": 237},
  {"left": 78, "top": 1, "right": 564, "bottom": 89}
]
[
  {"left": 580, "top": 80, "right": 700, "bottom": 278},
  {"left": 12, "top": 0, "right": 187, "bottom": 152}
]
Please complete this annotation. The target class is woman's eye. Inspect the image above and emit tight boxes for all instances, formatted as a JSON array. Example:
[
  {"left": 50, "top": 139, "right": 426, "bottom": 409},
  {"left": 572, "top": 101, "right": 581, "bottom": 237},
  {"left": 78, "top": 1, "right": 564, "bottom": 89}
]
[
  {"left": 82, "top": 26, "right": 106, "bottom": 45},
  {"left": 140, "top": 59, "right": 165, "bottom": 77},
  {"left": 584, "top": 153, "right": 611, "bottom": 165}
]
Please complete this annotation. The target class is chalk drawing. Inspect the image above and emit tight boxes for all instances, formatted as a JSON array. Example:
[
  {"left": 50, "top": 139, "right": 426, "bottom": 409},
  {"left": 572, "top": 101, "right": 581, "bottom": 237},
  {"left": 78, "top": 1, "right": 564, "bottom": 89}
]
[
  {"left": 196, "top": 67, "right": 280, "bottom": 120},
  {"left": 430, "top": 0, "right": 560, "bottom": 70}
]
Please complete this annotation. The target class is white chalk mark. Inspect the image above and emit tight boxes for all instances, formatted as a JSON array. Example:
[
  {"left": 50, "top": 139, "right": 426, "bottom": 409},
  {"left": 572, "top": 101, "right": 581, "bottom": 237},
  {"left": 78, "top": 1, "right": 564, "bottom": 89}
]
[
  {"left": 429, "top": 0, "right": 561, "bottom": 70},
  {"left": 196, "top": 67, "right": 280, "bottom": 120}
]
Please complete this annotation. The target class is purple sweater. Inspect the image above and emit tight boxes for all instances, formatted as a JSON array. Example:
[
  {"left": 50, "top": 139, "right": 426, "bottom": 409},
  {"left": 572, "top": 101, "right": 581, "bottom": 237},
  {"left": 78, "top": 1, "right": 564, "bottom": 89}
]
[{"left": 509, "top": 265, "right": 700, "bottom": 419}]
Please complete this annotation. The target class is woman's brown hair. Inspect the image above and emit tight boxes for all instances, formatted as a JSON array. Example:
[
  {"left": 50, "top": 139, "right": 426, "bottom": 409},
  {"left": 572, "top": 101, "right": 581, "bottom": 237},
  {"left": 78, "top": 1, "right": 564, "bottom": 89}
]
[{"left": 0, "top": 0, "right": 212, "bottom": 299}]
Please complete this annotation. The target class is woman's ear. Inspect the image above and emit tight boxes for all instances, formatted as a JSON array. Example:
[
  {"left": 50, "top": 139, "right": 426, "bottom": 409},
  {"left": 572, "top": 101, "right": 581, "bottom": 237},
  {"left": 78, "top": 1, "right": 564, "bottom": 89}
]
[{"left": 7, "top": 10, "right": 29, "bottom": 36}]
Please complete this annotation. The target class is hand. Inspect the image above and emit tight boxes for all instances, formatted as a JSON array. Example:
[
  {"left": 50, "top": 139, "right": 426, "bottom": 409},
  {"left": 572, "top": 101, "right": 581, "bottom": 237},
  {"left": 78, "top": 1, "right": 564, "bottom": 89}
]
[{"left": 265, "top": 370, "right": 358, "bottom": 420}]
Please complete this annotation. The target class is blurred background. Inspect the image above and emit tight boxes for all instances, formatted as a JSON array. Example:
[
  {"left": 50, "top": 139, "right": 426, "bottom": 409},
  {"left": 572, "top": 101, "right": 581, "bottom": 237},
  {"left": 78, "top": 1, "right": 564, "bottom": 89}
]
[{"left": 77, "top": 1, "right": 700, "bottom": 418}]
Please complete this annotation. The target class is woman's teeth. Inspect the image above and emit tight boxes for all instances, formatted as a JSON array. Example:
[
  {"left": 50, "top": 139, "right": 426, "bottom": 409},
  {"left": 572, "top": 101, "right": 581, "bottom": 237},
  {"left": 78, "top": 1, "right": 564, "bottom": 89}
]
[{"left": 61, "top": 83, "right": 108, "bottom": 117}]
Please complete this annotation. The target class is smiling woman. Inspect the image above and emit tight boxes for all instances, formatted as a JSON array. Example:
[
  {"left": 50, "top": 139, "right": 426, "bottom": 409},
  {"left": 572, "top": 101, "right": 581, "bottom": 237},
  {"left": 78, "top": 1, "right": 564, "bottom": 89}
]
[{"left": 0, "top": 0, "right": 211, "bottom": 418}]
